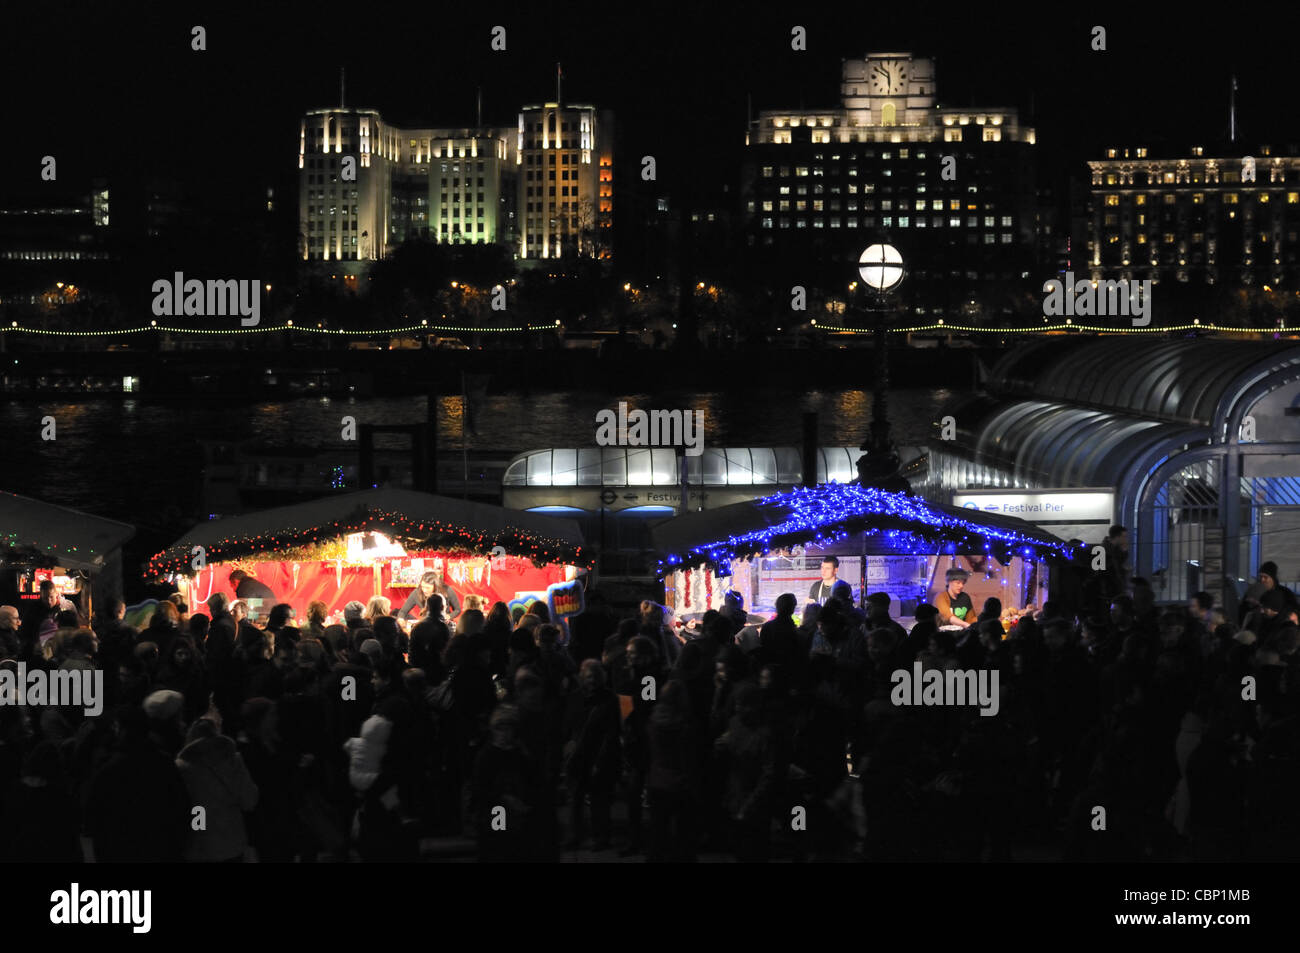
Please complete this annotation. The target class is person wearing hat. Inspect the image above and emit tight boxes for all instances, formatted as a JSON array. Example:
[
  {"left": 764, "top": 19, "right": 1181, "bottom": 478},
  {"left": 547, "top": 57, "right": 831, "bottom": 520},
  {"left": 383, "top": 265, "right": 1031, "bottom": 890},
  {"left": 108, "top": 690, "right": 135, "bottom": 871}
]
[
  {"left": 934, "top": 567, "right": 974, "bottom": 629},
  {"left": 1240, "top": 561, "right": 1296, "bottom": 625},
  {"left": 143, "top": 689, "right": 188, "bottom": 758},
  {"left": 175, "top": 717, "right": 259, "bottom": 862},
  {"left": 1245, "top": 587, "right": 1294, "bottom": 645}
]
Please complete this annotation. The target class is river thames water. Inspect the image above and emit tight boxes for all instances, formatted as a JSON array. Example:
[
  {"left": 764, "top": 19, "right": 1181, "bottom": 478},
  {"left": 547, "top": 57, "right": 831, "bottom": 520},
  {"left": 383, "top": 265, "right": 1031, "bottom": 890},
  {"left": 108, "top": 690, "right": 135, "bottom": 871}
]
[{"left": 0, "top": 386, "right": 965, "bottom": 529}]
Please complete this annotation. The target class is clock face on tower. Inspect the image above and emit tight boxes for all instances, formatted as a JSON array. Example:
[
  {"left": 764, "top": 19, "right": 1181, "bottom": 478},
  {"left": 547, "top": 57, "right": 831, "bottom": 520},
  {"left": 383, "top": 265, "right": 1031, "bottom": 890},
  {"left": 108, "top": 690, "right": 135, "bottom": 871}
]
[{"left": 870, "top": 60, "right": 909, "bottom": 95}]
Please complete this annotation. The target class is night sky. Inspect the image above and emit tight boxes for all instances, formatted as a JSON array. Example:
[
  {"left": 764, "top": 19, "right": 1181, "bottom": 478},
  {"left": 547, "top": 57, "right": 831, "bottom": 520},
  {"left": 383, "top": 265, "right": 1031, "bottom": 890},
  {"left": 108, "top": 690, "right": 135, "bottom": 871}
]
[{"left": 2, "top": 5, "right": 1296, "bottom": 211}]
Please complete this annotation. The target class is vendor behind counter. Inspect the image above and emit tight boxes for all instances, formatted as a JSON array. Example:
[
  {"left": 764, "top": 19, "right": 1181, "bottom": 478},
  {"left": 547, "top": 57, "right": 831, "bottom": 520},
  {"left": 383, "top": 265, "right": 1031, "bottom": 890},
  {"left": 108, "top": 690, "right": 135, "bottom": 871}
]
[{"left": 933, "top": 567, "right": 974, "bottom": 629}]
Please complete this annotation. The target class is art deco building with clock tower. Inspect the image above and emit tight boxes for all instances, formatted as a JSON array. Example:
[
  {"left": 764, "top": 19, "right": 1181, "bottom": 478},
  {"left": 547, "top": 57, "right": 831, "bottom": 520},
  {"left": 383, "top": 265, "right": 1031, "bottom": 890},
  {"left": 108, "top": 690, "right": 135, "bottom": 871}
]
[{"left": 742, "top": 52, "right": 1039, "bottom": 321}]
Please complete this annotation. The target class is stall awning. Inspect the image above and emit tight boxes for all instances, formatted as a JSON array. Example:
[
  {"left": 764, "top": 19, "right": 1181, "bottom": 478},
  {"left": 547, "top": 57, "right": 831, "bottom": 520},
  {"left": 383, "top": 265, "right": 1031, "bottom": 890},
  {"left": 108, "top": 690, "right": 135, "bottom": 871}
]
[
  {"left": 651, "top": 482, "right": 1079, "bottom": 572},
  {"left": 147, "top": 488, "right": 589, "bottom": 576},
  {"left": 0, "top": 491, "right": 135, "bottom": 573}
]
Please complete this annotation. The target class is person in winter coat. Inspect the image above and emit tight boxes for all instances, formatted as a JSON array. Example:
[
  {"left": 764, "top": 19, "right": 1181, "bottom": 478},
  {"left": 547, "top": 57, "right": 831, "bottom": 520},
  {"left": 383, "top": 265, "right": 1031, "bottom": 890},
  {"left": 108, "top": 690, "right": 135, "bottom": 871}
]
[
  {"left": 714, "top": 681, "right": 781, "bottom": 862},
  {"left": 646, "top": 677, "right": 704, "bottom": 862},
  {"left": 563, "top": 659, "right": 621, "bottom": 850},
  {"left": 156, "top": 635, "right": 210, "bottom": 724},
  {"left": 471, "top": 703, "right": 541, "bottom": 862},
  {"left": 0, "top": 741, "right": 81, "bottom": 863},
  {"left": 86, "top": 706, "right": 191, "bottom": 863},
  {"left": 175, "top": 717, "right": 259, "bottom": 862}
]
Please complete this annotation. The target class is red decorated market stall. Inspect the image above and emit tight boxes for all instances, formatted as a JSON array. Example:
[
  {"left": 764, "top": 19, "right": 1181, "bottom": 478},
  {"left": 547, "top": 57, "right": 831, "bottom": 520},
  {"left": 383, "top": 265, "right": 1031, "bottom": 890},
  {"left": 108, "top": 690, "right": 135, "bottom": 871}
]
[{"left": 146, "top": 489, "right": 590, "bottom": 628}]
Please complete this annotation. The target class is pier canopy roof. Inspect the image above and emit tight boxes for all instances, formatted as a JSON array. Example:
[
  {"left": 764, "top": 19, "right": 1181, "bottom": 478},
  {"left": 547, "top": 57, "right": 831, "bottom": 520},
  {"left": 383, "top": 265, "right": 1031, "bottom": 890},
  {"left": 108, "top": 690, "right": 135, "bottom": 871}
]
[
  {"left": 987, "top": 338, "right": 1300, "bottom": 427},
  {"left": 949, "top": 399, "right": 1207, "bottom": 490},
  {"left": 148, "top": 488, "right": 588, "bottom": 575},
  {"left": 651, "top": 482, "right": 1078, "bottom": 572}
]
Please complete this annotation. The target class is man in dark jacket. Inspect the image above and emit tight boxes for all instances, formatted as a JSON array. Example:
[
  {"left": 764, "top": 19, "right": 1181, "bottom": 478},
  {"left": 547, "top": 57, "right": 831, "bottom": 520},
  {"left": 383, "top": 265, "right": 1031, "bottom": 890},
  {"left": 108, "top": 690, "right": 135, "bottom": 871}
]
[
  {"left": 229, "top": 569, "right": 276, "bottom": 603},
  {"left": 85, "top": 707, "right": 190, "bottom": 862},
  {"left": 564, "top": 659, "right": 621, "bottom": 850},
  {"left": 207, "top": 592, "right": 235, "bottom": 639},
  {"left": 865, "top": 592, "right": 908, "bottom": 645},
  {"left": 21, "top": 581, "right": 70, "bottom": 647},
  {"left": 1099, "top": 525, "right": 1130, "bottom": 600},
  {"left": 758, "top": 593, "right": 803, "bottom": 689},
  {"left": 901, "top": 604, "right": 939, "bottom": 664}
]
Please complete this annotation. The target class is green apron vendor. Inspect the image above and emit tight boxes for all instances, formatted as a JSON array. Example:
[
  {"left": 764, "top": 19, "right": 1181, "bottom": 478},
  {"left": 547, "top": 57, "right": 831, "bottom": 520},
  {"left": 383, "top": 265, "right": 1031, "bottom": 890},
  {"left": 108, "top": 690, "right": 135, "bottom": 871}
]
[{"left": 934, "top": 567, "right": 974, "bottom": 628}]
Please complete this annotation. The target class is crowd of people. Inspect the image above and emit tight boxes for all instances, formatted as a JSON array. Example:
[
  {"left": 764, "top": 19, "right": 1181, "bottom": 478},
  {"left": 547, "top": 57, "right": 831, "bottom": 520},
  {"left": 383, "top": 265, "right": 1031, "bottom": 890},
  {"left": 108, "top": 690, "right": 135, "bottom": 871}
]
[{"left": 0, "top": 547, "right": 1297, "bottom": 863}]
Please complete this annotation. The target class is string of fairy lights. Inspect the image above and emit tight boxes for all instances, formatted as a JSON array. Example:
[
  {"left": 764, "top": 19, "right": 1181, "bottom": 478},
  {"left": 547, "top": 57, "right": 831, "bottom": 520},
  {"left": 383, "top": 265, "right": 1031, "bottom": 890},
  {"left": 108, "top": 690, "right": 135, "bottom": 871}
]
[
  {"left": 657, "top": 482, "right": 1082, "bottom": 573},
  {"left": 1, "top": 532, "right": 94, "bottom": 566},
  {"left": 810, "top": 318, "right": 1291, "bottom": 334},
  {"left": 2, "top": 319, "right": 550, "bottom": 337},
  {"left": 0, "top": 318, "right": 1289, "bottom": 337},
  {"left": 147, "top": 506, "right": 590, "bottom": 577}
]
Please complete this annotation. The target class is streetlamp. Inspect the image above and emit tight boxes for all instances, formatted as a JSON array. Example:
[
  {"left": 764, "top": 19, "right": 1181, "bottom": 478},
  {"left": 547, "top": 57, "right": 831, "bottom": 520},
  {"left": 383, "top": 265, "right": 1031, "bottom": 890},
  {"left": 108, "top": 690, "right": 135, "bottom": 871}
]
[{"left": 855, "top": 243, "right": 908, "bottom": 490}]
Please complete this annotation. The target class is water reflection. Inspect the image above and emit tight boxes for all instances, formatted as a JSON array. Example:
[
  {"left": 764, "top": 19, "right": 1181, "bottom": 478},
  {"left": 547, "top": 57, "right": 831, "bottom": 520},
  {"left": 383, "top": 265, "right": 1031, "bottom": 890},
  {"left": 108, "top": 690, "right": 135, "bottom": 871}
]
[{"left": 0, "top": 387, "right": 964, "bottom": 522}]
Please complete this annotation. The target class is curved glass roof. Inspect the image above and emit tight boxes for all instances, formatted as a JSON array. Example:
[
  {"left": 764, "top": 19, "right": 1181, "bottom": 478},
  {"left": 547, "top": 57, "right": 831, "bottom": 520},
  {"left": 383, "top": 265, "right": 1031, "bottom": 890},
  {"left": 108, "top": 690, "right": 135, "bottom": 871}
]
[
  {"left": 988, "top": 339, "right": 1300, "bottom": 426},
  {"left": 503, "top": 447, "right": 864, "bottom": 488},
  {"left": 969, "top": 400, "right": 1205, "bottom": 488}
]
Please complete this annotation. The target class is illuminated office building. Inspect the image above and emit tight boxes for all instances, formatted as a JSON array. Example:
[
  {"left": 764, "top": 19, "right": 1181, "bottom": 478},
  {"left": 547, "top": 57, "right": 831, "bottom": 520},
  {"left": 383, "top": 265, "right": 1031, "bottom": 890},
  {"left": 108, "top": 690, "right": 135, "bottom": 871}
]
[
  {"left": 1087, "top": 143, "right": 1300, "bottom": 287},
  {"left": 298, "top": 107, "right": 517, "bottom": 268},
  {"left": 742, "top": 52, "right": 1038, "bottom": 314},
  {"left": 516, "top": 101, "right": 614, "bottom": 261}
]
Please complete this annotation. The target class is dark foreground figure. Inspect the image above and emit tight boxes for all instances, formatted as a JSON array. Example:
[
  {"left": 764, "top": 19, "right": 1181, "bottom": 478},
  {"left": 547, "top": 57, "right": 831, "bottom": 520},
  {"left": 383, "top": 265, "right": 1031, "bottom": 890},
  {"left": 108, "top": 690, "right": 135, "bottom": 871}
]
[{"left": 0, "top": 574, "right": 1297, "bottom": 863}]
